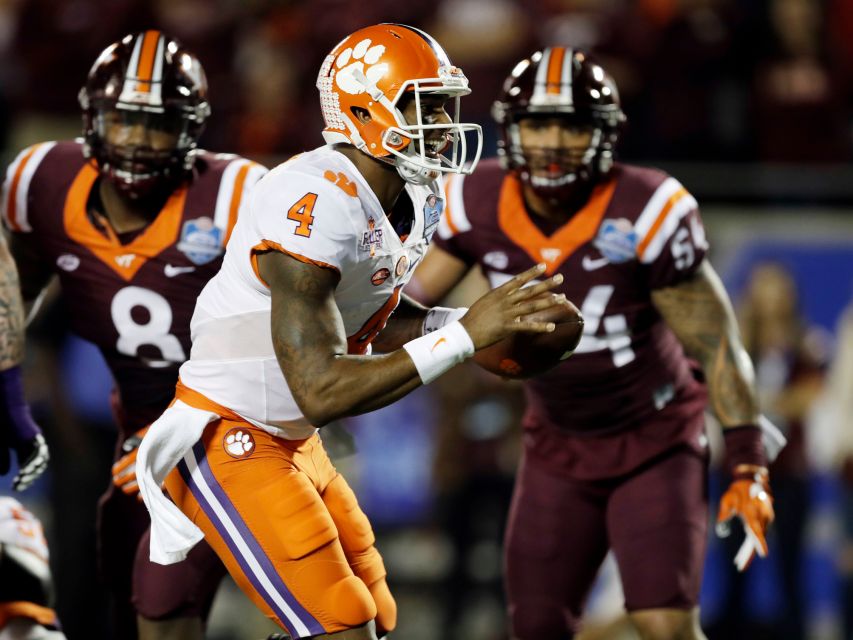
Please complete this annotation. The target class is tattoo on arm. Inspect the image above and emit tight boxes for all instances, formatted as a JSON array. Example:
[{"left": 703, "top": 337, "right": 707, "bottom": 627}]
[
  {"left": 0, "top": 240, "right": 26, "bottom": 369},
  {"left": 267, "top": 254, "right": 343, "bottom": 411},
  {"left": 261, "top": 251, "right": 422, "bottom": 425},
  {"left": 8, "top": 233, "right": 54, "bottom": 320},
  {"left": 651, "top": 260, "right": 759, "bottom": 426}
]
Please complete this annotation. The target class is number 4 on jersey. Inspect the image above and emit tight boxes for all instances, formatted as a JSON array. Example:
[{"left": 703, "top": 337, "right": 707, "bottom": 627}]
[
  {"left": 573, "top": 285, "right": 636, "bottom": 367},
  {"left": 287, "top": 193, "right": 318, "bottom": 237}
]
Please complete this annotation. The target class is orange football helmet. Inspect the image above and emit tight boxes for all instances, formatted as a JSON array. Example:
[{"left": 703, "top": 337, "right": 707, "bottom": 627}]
[{"left": 316, "top": 23, "right": 482, "bottom": 185}]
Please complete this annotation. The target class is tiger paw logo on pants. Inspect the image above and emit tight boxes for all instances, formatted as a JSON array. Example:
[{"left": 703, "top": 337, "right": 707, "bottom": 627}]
[{"left": 223, "top": 428, "right": 255, "bottom": 458}]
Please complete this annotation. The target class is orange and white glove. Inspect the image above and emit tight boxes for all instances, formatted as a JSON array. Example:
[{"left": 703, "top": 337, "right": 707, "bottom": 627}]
[
  {"left": 716, "top": 466, "right": 774, "bottom": 571},
  {"left": 716, "top": 425, "right": 775, "bottom": 572},
  {"left": 111, "top": 426, "right": 149, "bottom": 497}
]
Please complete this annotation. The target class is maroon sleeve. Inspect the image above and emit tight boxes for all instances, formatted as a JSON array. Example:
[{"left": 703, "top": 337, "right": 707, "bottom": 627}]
[
  {"left": 638, "top": 188, "right": 709, "bottom": 291},
  {"left": 433, "top": 228, "right": 477, "bottom": 266},
  {"left": 433, "top": 158, "right": 505, "bottom": 266}
]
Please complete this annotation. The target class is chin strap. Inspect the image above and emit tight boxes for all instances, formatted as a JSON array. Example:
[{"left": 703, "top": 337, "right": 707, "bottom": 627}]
[{"left": 394, "top": 160, "right": 438, "bottom": 186}]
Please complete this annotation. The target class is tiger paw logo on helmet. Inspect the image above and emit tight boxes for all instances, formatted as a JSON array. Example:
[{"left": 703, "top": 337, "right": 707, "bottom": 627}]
[
  {"left": 224, "top": 428, "right": 255, "bottom": 458},
  {"left": 334, "top": 39, "right": 388, "bottom": 96},
  {"left": 315, "top": 23, "right": 483, "bottom": 185}
]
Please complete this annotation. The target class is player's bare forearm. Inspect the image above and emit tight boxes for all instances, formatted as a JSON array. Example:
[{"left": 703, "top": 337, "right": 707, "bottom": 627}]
[
  {"left": 651, "top": 260, "right": 759, "bottom": 427},
  {"left": 407, "top": 245, "right": 470, "bottom": 306},
  {"left": 8, "top": 233, "right": 55, "bottom": 316},
  {"left": 261, "top": 251, "right": 423, "bottom": 426},
  {"left": 370, "top": 293, "right": 428, "bottom": 353},
  {"left": 262, "top": 253, "right": 564, "bottom": 425},
  {"left": 0, "top": 238, "right": 25, "bottom": 370}
]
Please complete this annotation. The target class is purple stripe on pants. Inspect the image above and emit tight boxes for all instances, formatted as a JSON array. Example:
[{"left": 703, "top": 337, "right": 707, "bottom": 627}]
[{"left": 178, "top": 442, "right": 325, "bottom": 638}]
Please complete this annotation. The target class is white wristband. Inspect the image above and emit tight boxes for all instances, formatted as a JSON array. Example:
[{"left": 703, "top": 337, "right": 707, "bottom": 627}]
[
  {"left": 403, "top": 320, "right": 474, "bottom": 384},
  {"left": 423, "top": 306, "right": 469, "bottom": 335}
]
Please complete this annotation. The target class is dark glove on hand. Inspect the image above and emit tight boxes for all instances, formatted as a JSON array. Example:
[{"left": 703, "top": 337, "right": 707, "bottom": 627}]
[{"left": 0, "top": 366, "right": 49, "bottom": 491}]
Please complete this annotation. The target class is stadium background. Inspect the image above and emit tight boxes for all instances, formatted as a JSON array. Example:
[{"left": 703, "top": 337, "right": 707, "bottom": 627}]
[{"left": 1, "top": 0, "right": 852, "bottom": 638}]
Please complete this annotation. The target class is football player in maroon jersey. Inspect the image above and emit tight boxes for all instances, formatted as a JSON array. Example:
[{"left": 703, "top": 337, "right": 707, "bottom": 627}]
[
  {"left": 1, "top": 31, "right": 266, "bottom": 640},
  {"left": 410, "top": 48, "right": 778, "bottom": 640}
]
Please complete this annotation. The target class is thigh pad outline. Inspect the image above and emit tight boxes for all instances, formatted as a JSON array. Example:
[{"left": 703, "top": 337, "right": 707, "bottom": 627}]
[
  {"left": 322, "top": 474, "right": 374, "bottom": 553},
  {"left": 256, "top": 471, "right": 337, "bottom": 561}
]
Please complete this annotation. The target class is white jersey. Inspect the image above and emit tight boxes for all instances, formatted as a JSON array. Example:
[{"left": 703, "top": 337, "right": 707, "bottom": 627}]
[
  {"left": 0, "top": 497, "right": 48, "bottom": 562},
  {"left": 180, "top": 145, "right": 443, "bottom": 438}
]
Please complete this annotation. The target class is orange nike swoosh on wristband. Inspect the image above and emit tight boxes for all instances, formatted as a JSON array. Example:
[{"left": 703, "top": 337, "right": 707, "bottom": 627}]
[{"left": 431, "top": 337, "right": 447, "bottom": 351}]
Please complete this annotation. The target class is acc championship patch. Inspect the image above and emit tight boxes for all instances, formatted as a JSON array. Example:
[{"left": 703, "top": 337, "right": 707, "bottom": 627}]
[
  {"left": 423, "top": 193, "right": 444, "bottom": 241},
  {"left": 361, "top": 217, "right": 384, "bottom": 257},
  {"left": 593, "top": 218, "right": 638, "bottom": 264},
  {"left": 177, "top": 217, "right": 224, "bottom": 265}
]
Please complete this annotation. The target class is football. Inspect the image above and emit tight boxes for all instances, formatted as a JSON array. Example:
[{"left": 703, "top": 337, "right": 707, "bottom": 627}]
[{"left": 472, "top": 297, "right": 584, "bottom": 379}]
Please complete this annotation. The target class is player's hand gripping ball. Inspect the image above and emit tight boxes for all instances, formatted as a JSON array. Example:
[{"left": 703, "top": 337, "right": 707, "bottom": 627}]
[{"left": 473, "top": 294, "right": 583, "bottom": 378}]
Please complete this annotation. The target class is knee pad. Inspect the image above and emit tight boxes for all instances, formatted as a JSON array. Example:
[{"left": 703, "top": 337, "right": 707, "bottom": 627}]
[
  {"left": 368, "top": 577, "right": 397, "bottom": 636},
  {"left": 319, "top": 574, "right": 377, "bottom": 628},
  {"left": 322, "top": 475, "right": 374, "bottom": 554},
  {"left": 258, "top": 472, "right": 337, "bottom": 560}
]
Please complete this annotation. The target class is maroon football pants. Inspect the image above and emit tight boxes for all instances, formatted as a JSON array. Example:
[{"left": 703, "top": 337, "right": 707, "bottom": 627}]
[
  {"left": 504, "top": 444, "right": 708, "bottom": 639},
  {"left": 97, "top": 480, "right": 227, "bottom": 639}
]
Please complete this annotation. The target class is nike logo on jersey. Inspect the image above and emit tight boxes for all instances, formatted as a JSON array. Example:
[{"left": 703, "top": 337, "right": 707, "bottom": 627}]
[
  {"left": 164, "top": 264, "right": 197, "bottom": 277},
  {"left": 483, "top": 251, "right": 508, "bottom": 270},
  {"left": 581, "top": 255, "right": 610, "bottom": 271},
  {"left": 56, "top": 254, "right": 80, "bottom": 272}
]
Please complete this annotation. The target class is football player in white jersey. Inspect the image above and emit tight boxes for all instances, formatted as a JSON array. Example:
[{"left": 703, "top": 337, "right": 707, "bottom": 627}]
[
  {"left": 135, "top": 23, "right": 569, "bottom": 640},
  {"left": 0, "top": 498, "right": 65, "bottom": 640}
]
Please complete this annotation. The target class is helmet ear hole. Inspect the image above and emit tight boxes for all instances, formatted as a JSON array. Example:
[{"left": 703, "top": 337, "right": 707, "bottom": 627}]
[{"left": 351, "top": 107, "right": 372, "bottom": 125}]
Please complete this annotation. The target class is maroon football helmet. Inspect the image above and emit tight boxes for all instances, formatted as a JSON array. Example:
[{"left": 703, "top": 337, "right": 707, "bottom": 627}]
[
  {"left": 492, "top": 48, "right": 625, "bottom": 203},
  {"left": 78, "top": 31, "right": 210, "bottom": 199}
]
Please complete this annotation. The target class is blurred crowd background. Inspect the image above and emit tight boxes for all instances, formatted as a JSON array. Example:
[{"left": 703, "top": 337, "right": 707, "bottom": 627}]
[{"left": 1, "top": 0, "right": 853, "bottom": 639}]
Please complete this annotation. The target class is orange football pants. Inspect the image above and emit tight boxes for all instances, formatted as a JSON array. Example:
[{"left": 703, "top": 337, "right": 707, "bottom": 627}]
[{"left": 163, "top": 383, "right": 396, "bottom": 638}]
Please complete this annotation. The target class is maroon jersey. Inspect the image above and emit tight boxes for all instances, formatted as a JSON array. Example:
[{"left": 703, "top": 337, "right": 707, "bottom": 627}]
[
  {"left": 2, "top": 141, "right": 266, "bottom": 434},
  {"left": 435, "top": 158, "right": 708, "bottom": 446}
]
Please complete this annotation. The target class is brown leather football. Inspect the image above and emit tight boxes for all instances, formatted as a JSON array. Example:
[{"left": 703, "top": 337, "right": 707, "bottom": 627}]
[{"left": 472, "top": 297, "right": 584, "bottom": 379}]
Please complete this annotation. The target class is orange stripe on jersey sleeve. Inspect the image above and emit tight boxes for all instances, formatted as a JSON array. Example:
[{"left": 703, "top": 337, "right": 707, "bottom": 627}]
[
  {"left": 546, "top": 47, "right": 566, "bottom": 94},
  {"left": 636, "top": 187, "right": 689, "bottom": 259},
  {"left": 223, "top": 163, "right": 252, "bottom": 245},
  {"left": 5, "top": 144, "right": 43, "bottom": 232},
  {"left": 136, "top": 30, "right": 161, "bottom": 92},
  {"left": 250, "top": 240, "right": 340, "bottom": 288}
]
